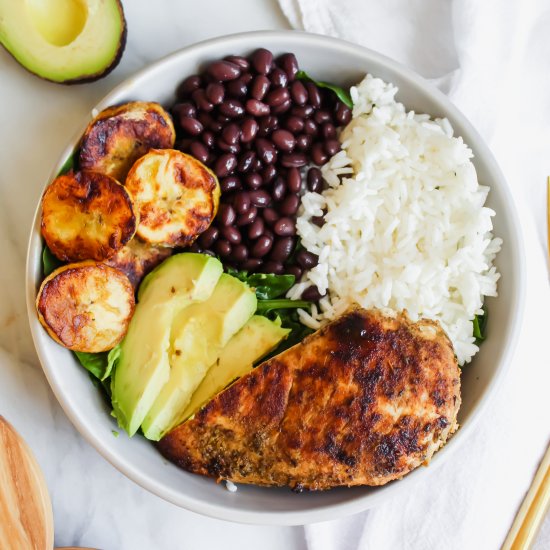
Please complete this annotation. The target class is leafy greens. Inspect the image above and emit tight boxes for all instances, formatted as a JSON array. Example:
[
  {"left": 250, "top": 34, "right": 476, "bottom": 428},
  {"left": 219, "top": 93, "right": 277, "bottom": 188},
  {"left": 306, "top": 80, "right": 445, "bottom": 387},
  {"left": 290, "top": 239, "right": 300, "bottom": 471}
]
[{"left": 296, "top": 70, "right": 353, "bottom": 109}]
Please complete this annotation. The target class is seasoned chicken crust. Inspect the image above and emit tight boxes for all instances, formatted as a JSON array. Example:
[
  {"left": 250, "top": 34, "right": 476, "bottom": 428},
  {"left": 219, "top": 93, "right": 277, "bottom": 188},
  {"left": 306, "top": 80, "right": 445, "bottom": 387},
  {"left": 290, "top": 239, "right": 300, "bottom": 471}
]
[{"left": 158, "top": 308, "right": 461, "bottom": 491}]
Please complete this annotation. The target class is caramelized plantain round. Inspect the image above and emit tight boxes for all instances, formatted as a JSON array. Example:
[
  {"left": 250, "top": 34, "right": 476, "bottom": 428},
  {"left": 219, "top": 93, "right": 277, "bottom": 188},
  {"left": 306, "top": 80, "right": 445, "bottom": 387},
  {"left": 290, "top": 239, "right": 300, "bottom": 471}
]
[
  {"left": 104, "top": 237, "right": 172, "bottom": 289},
  {"left": 36, "top": 262, "right": 135, "bottom": 353},
  {"left": 79, "top": 101, "right": 175, "bottom": 182},
  {"left": 41, "top": 170, "right": 137, "bottom": 262},
  {"left": 125, "top": 149, "right": 220, "bottom": 247}
]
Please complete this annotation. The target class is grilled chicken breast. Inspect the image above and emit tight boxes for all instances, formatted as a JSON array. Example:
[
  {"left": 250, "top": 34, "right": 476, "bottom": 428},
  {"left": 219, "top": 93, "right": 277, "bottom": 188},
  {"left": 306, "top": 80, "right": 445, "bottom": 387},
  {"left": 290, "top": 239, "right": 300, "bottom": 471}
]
[{"left": 159, "top": 308, "right": 461, "bottom": 491}]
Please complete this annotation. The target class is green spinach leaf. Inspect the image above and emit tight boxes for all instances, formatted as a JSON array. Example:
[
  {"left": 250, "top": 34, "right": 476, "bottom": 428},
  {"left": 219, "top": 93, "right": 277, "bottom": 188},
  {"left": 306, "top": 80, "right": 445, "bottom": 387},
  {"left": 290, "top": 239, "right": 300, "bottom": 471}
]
[
  {"left": 58, "top": 150, "right": 77, "bottom": 176},
  {"left": 296, "top": 70, "right": 353, "bottom": 109},
  {"left": 473, "top": 312, "right": 487, "bottom": 344},
  {"left": 74, "top": 344, "right": 121, "bottom": 382},
  {"left": 42, "top": 245, "right": 63, "bottom": 276}
]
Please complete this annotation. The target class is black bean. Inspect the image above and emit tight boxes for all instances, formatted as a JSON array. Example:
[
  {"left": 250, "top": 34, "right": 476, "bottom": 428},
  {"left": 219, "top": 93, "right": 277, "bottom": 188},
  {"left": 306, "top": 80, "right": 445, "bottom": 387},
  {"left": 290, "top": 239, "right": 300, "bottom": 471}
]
[
  {"left": 284, "top": 116, "right": 304, "bottom": 134},
  {"left": 278, "top": 53, "right": 299, "bottom": 81},
  {"left": 251, "top": 48, "right": 273, "bottom": 75},
  {"left": 215, "top": 239, "right": 232, "bottom": 258},
  {"left": 219, "top": 99, "right": 245, "bottom": 118},
  {"left": 324, "top": 139, "right": 341, "bottom": 156},
  {"left": 240, "top": 118, "right": 259, "bottom": 143},
  {"left": 279, "top": 194, "right": 300, "bottom": 216},
  {"left": 252, "top": 158, "right": 263, "bottom": 172},
  {"left": 199, "top": 226, "right": 219, "bottom": 248},
  {"left": 234, "top": 192, "right": 251, "bottom": 214},
  {"left": 296, "top": 250, "right": 319, "bottom": 269},
  {"left": 245, "top": 99, "right": 270, "bottom": 117},
  {"left": 217, "top": 140, "right": 240, "bottom": 154},
  {"left": 224, "top": 55, "right": 250, "bottom": 70},
  {"left": 302, "top": 285, "right": 324, "bottom": 302},
  {"left": 263, "top": 227, "right": 274, "bottom": 240},
  {"left": 205, "top": 82, "right": 225, "bottom": 105},
  {"left": 222, "top": 123, "right": 241, "bottom": 145},
  {"left": 247, "top": 217, "right": 264, "bottom": 239},
  {"left": 303, "top": 119, "right": 318, "bottom": 136},
  {"left": 290, "top": 80, "right": 308, "bottom": 105},
  {"left": 271, "top": 129, "right": 296, "bottom": 152},
  {"left": 270, "top": 236, "right": 294, "bottom": 262},
  {"left": 311, "top": 215, "right": 325, "bottom": 226},
  {"left": 241, "top": 258, "right": 263, "bottom": 271},
  {"left": 214, "top": 153, "right": 237, "bottom": 177},
  {"left": 218, "top": 204, "right": 236, "bottom": 226},
  {"left": 274, "top": 217, "right": 296, "bottom": 236},
  {"left": 173, "top": 102, "right": 196, "bottom": 121},
  {"left": 209, "top": 120, "right": 223, "bottom": 133},
  {"left": 270, "top": 67, "right": 288, "bottom": 88},
  {"left": 220, "top": 176, "right": 241, "bottom": 193},
  {"left": 250, "top": 75, "right": 270, "bottom": 100},
  {"left": 261, "top": 164, "right": 277, "bottom": 184},
  {"left": 237, "top": 150, "right": 256, "bottom": 173},
  {"left": 311, "top": 142, "right": 328, "bottom": 165},
  {"left": 177, "top": 75, "right": 201, "bottom": 98},
  {"left": 249, "top": 190, "right": 271, "bottom": 207},
  {"left": 291, "top": 104, "right": 314, "bottom": 118},
  {"left": 197, "top": 111, "right": 213, "bottom": 127},
  {"left": 221, "top": 226, "right": 242, "bottom": 244},
  {"left": 191, "top": 89, "right": 214, "bottom": 112},
  {"left": 176, "top": 138, "right": 192, "bottom": 151},
  {"left": 256, "top": 138, "right": 277, "bottom": 164},
  {"left": 207, "top": 60, "right": 241, "bottom": 81},
  {"left": 335, "top": 102, "right": 352, "bottom": 125},
  {"left": 265, "top": 87, "right": 290, "bottom": 107},
  {"left": 189, "top": 242, "right": 202, "bottom": 253},
  {"left": 271, "top": 177, "right": 286, "bottom": 201},
  {"left": 314, "top": 110, "right": 331, "bottom": 124},
  {"left": 281, "top": 153, "right": 307, "bottom": 168},
  {"left": 251, "top": 234, "right": 273, "bottom": 258},
  {"left": 236, "top": 206, "right": 257, "bottom": 226},
  {"left": 240, "top": 72, "right": 253, "bottom": 85},
  {"left": 295, "top": 134, "right": 312, "bottom": 151},
  {"left": 272, "top": 99, "right": 292, "bottom": 115},
  {"left": 189, "top": 141, "right": 209, "bottom": 163},
  {"left": 179, "top": 117, "right": 203, "bottom": 136},
  {"left": 305, "top": 82, "right": 322, "bottom": 108},
  {"left": 307, "top": 167, "right": 323, "bottom": 192},
  {"left": 262, "top": 260, "right": 284, "bottom": 274},
  {"left": 286, "top": 265, "right": 303, "bottom": 280},
  {"left": 230, "top": 243, "right": 248, "bottom": 262},
  {"left": 201, "top": 130, "right": 215, "bottom": 148},
  {"left": 263, "top": 207, "right": 279, "bottom": 226},
  {"left": 287, "top": 167, "right": 302, "bottom": 193},
  {"left": 226, "top": 76, "right": 248, "bottom": 98},
  {"left": 258, "top": 115, "right": 278, "bottom": 136},
  {"left": 321, "top": 122, "right": 337, "bottom": 140},
  {"left": 245, "top": 172, "right": 262, "bottom": 190}
]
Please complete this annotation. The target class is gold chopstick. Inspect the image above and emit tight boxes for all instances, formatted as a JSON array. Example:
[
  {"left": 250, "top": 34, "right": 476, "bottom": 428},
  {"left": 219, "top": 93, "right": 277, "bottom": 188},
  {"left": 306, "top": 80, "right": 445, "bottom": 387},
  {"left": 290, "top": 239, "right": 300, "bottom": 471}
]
[{"left": 502, "top": 443, "right": 550, "bottom": 549}]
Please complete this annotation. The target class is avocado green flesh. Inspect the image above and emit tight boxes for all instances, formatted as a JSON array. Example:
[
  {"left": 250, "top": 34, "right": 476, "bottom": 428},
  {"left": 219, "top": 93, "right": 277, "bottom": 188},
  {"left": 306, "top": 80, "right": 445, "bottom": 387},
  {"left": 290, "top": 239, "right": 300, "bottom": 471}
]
[
  {"left": 0, "top": 0, "right": 126, "bottom": 83},
  {"left": 141, "top": 274, "right": 257, "bottom": 441},
  {"left": 111, "top": 254, "right": 223, "bottom": 437},
  {"left": 182, "top": 316, "right": 290, "bottom": 422}
]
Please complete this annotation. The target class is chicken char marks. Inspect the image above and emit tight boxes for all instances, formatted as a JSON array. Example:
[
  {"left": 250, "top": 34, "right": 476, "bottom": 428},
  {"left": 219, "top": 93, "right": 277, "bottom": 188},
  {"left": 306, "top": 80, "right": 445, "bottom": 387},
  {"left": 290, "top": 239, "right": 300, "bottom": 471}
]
[{"left": 158, "top": 308, "right": 461, "bottom": 491}]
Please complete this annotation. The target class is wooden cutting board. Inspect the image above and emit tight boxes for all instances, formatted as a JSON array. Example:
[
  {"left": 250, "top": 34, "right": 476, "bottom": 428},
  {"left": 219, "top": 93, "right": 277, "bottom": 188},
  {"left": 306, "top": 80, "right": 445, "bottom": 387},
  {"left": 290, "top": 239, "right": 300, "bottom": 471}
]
[{"left": 0, "top": 416, "right": 54, "bottom": 549}]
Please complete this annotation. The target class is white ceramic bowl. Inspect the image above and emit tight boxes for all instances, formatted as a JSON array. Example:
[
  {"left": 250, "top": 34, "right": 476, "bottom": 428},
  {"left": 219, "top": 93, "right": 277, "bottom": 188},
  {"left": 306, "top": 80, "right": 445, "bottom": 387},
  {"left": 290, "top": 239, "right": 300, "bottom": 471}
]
[{"left": 26, "top": 31, "right": 525, "bottom": 525}]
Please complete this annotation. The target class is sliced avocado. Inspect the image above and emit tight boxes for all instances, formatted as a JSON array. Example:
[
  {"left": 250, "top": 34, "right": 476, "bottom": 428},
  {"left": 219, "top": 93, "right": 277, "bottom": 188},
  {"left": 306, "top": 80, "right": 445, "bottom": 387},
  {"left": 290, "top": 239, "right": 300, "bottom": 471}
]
[
  {"left": 111, "top": 254, "right": 222, "bottom": 437},
  {"left": 182, "top": 316, "right": 290, "bottom": 422},
  {"left": 141, "top": 274, "right": 257, "bottom": 440},
  {"left": 0, "top": 0, "right": 126, "bottom": 84}
]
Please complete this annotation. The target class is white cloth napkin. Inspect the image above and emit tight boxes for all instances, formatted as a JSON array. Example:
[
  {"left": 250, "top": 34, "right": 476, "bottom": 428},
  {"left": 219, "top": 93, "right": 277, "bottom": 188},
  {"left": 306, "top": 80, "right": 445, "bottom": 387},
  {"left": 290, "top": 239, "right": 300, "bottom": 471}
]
[{"left": 279, "top": 1, "right": 550, "bottom": 549}]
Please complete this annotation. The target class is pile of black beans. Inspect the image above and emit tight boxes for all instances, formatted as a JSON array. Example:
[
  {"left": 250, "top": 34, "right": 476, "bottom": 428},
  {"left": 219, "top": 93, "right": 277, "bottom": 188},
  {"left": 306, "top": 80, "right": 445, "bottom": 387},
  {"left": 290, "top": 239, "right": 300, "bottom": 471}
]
[{"left": 171, "top": 48, "right": 352, "bottom": 280}]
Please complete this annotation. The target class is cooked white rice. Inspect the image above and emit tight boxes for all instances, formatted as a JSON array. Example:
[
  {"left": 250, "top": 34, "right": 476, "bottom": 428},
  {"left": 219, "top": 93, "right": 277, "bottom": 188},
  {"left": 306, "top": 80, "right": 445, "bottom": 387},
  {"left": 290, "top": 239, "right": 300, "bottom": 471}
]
[{"left": 289, "top": 74, "right": 502, "bottom": 365}]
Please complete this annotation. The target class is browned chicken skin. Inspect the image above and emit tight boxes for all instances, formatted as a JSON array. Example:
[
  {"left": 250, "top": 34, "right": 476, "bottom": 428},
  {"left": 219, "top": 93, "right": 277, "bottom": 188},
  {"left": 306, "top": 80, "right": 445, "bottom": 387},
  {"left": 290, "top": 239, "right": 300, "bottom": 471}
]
[{"left": 158, "top": 308, "right": 461, "bottom": 491}]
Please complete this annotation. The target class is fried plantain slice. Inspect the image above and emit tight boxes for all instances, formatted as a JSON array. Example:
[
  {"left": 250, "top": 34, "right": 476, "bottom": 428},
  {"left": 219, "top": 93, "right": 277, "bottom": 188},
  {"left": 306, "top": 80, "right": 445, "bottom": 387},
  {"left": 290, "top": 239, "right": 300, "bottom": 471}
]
[
  {"left": 36, "top": 262, "right": 135, "bottom": 353},
  {"left": 104, "top": 237, "right": 172, "bottom": 289},
  {"left": 79, "top": 101, "right": 176, "bottom": 182},
  {"left": 125, "top": 149, "right": 220, "bottom": 247},
  {"left": 41, "top": 170, "right": 137, "bottom": 262}
]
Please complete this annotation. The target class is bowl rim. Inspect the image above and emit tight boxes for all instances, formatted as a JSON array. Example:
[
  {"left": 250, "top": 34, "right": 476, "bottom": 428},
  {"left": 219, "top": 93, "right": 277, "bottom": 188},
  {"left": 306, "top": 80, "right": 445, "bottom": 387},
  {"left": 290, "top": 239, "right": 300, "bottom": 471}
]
[{"left": 25, "top": 29, "right": 526, "bottom": 525}]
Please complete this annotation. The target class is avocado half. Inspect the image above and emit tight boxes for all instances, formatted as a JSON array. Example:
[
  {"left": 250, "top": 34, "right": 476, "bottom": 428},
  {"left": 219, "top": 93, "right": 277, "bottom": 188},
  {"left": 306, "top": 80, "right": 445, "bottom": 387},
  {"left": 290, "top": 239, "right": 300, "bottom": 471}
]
[{"left": 0, "top": 0, "right": 127, "bottom": 84}]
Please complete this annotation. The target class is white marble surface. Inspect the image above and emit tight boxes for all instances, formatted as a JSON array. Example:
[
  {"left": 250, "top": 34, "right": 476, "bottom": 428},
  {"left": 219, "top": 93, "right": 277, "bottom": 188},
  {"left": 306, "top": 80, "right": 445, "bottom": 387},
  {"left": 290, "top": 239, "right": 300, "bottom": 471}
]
[{"left": 1, "top": 1, "right": 549, "bottom": 549}]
